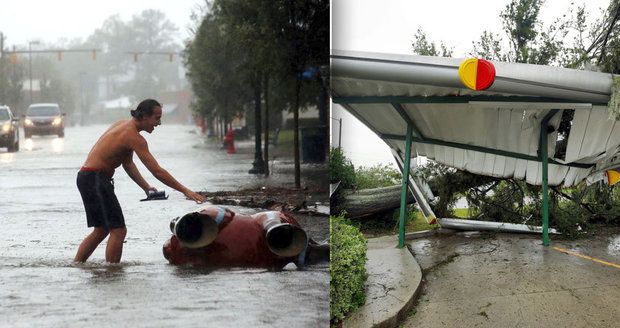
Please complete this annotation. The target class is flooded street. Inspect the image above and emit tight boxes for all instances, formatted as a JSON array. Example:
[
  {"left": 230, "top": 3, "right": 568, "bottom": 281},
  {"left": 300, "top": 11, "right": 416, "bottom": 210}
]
[{"left": 0, "top": 124, "right": 329, "bottom": 327}]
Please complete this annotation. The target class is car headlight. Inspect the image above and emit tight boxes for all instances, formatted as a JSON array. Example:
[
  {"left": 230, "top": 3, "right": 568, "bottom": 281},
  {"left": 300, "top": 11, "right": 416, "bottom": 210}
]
[
  {"left": 52, "top": 118, "right": 62, "bottom": 125},
  {"left": 24, "top": 119, "right": 33, "bottom": 126},
  {"left": 1, "top": 123, "right": 10, "bottom": 132}
]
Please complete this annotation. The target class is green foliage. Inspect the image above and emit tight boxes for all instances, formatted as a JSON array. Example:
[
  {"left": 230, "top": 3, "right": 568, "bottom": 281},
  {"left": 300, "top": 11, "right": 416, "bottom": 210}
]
[
  {"left": 330, "top": 215, "right": 368, "bottom": 325},
  {"left": 471, "top": 31, "right": 506, "bottom": 61},
  {"left": 330, "top": 148, "right": 400, "bottom": 201},
  {"left": 415, "top": 162, "right": 496, "bottom": 218},
  {"left": 329, "top": 147, "right": 356, "bottom": 189},
  {"left": 408, "top": 210, "right": 437, "bottom": 232},
  {"left": 185, "top": 0, "right": 328, "bottom": 130},
  {"left": 349, "top": 205, "right": 423, "bottom": 236},
  {"left": 500, "top": 0, "right": 543, "bottom": 63},
  {"left": 412, "top": 27, "right": 453, "bottom": 57},
  {"left": 0, "top": 50, "right": 24, "bottom": 110},
  {"left": 355, "top": 164, "right": 401, "bottom": 189},
  {"left": 471, "top": 0, "right": 571, "bottom": 65}
]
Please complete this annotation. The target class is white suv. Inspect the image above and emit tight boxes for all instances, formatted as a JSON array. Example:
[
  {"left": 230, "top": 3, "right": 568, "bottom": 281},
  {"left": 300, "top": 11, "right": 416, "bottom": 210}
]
[{"left": 0, "top": 105, "right": 20, "bottom": 152}]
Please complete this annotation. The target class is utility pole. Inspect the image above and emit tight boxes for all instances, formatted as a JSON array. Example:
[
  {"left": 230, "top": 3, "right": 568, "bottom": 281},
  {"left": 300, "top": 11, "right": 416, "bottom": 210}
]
[
  {"left": 0, "top": 32, "right": 5, "bottom": 58},
  {"left": 28, "top": 40, "right": 40, "bottom": 104}
]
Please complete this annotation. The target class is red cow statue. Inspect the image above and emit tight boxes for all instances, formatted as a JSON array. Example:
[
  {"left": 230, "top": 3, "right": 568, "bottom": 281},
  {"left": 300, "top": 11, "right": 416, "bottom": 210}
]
[{"left": 163, "top": 205, "right": 326, "bottom": 269}]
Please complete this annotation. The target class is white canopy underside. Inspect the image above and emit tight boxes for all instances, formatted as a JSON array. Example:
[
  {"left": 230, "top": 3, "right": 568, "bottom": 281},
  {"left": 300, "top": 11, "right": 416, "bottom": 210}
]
[{"left": 331, "top": 50, "right": 619, "bottom": 187}]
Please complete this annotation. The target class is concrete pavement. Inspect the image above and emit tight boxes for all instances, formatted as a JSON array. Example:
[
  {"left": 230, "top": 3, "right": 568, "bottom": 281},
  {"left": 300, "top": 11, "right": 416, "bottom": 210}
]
[
  {"left": 342, "top": 228, "right": 620, "bottom": 328},
  {"left": 343, "top": 235, "right": 423, "bottom": 328}
]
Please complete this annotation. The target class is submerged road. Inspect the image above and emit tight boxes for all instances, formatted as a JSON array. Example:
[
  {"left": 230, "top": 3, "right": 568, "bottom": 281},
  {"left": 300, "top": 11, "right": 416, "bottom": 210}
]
[{"left": 0, "top": 124, "right": 329, "bottom": 327}]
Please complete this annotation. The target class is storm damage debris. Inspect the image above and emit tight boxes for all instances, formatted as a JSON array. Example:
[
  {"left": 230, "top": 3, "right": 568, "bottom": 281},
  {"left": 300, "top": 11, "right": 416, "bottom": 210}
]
[{"left": 200, "top": 187, "right": 326, "bottom": 215}]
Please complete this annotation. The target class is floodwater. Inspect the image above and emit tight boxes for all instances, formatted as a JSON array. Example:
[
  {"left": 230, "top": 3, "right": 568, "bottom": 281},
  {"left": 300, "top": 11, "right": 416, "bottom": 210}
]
[{"left": 0, "top": 124, "right": 329, "bottom": 327}]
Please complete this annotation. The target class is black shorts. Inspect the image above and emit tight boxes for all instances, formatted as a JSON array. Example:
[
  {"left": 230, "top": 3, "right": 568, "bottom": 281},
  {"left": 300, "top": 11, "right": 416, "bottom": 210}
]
[{"left": 76, "top": 170, "right": 125, "bottom": 230}]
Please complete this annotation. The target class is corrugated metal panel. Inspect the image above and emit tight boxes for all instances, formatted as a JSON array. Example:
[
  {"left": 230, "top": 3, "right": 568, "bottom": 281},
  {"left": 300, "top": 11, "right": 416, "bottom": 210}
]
[
  {"left": 352, "top": 103, "right": 406, "bottom": 135},
  {"left": 578, "top": 106, "right": 616, "bottom": 160},
  {"left": 332, "top": 50, "right": 617, "bottom": 186}
]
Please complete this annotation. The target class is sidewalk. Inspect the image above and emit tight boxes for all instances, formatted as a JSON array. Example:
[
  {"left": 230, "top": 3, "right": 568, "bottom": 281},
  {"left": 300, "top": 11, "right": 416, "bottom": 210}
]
[
  {"left": 204, "top": 136, "right": 329, "bottom": 197},
  {"left": 343, "top": 235, "right": 423, "bottom": 328}
]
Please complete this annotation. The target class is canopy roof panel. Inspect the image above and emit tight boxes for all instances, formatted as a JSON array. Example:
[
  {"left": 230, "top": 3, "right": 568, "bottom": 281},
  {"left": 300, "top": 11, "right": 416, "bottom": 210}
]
[{"left": 331, "top": 50, "right": 619, "bottom": 186}]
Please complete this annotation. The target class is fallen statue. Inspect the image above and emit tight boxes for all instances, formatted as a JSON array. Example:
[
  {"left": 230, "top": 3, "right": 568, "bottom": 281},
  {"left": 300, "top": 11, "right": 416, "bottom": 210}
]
[{"left": 162, "top": 205, "right": 328, "bottom": 269}]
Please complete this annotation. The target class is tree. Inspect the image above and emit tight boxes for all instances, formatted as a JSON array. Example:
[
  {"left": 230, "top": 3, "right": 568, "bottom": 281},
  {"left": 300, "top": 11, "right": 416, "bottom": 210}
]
[
  {"left": 0, "top": 32, "right": 24, "bottom": 112},
  {"left": 0, "top": 51, "right": 25, "bottom": 111},
  {"left": 185, "top": 0, "right": 329, "bottom": 182},
  {"left": 472, "top": 0, "right": 570, "bottom": 65},
  {"left": 281, "top": 0, "right": 330, "bottom": 186},
  {"left": 411, "top": 27, "right": 453, "bottom": 57}
]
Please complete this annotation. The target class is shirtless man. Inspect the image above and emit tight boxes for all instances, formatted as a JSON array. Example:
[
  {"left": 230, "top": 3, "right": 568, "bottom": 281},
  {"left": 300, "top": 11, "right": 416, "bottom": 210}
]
[{"left": 74, "top": 99, "right": 205, "bottom": 263}]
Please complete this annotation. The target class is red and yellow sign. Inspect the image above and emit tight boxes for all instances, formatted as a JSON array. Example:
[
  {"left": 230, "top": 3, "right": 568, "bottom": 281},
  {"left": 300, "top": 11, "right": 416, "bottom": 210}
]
[
  {"left": 458, "top": 58, "right": 496, "bottom": 90},
  {"left": 606, "top": 170, "right": 620, "bottom": 186}
]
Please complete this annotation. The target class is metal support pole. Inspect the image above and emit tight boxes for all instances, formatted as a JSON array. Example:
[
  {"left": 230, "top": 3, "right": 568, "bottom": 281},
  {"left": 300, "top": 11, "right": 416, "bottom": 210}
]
[
  {"left": 398, "top": 123, "right": 413, "bottom": 248},
  {"left": 28, "top": 43, "right": 33, "bottom": 104},
  {"left": 338, "top": 118, "right": 342, "bottom": 148},
  {"left": 539, "top": 110, "right": 558, "bottom": 246}
]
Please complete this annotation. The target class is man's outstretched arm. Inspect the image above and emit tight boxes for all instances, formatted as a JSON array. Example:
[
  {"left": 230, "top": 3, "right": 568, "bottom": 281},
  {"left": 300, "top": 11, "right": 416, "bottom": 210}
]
[{"left": 132, "top": 136, "right": 205, "bottom": 203}]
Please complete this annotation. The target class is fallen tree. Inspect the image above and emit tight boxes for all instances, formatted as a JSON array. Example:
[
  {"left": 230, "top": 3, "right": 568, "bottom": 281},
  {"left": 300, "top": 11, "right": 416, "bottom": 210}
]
[{"left": 331, "top": 185, "right": 415, "bottom": 218}]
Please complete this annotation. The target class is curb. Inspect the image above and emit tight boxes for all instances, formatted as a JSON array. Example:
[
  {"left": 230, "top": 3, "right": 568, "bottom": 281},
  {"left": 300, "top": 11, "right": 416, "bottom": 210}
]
[{"left": 343, "top": 235, "right": 423, "bottom": 328}]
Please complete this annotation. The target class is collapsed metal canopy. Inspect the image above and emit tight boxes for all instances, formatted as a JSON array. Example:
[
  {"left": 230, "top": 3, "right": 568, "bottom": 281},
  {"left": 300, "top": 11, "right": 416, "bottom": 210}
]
[
  {"left": 331, "top": 50, "right": 618, "bottom": 246},
  {"left": 331, "top": 50, "right": 618, "bottom": 187}
]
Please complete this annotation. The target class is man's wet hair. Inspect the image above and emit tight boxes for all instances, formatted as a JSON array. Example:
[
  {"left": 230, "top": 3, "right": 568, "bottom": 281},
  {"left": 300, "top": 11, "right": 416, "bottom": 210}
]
[{"left": 130, "top": 99, "right": 161, "bottom": 119}]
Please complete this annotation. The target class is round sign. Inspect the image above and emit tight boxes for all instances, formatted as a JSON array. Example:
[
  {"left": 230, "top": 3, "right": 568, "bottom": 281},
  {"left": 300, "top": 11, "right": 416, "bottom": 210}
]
[{"left": 458, "top": 58, "right": 496, "bottom": 90}]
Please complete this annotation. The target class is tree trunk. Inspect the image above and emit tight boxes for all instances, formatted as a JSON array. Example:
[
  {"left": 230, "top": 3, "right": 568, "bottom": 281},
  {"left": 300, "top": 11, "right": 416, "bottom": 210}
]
[
  {"left": 249, "top": 79, "right": 265, "bottom": 174},
  {"left": 263, "top": 75, "right": 270, "bottom": 176},
  {"left": 293, "top": 78, "right": 301, "bottom": 188},
  {"left": 332, "top": 185, "right": 416, "bottom": 219}
]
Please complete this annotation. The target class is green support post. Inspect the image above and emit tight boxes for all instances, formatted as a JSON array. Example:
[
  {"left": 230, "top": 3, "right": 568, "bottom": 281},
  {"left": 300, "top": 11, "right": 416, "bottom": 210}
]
[
  {"left": 540, "top": 120, "right": 550, "bottom": 246},
  {"left": 398, "top": 124, "right": 413, "bottom": 248}
]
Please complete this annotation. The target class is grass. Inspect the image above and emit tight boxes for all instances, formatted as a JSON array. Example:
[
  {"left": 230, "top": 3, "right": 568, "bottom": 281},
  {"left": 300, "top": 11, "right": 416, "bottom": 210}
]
[
  {"left": 405, "top": 208, "right": 473, "bottom": 233},
  {"left": 406, "top": 211, "right": 437, "bottom": 232},
  {"left": 277, "top": 129, "right": 294, "bottom": 145},
  {"left": 453, "top": 208, "right": 471, "bottom": 218}
]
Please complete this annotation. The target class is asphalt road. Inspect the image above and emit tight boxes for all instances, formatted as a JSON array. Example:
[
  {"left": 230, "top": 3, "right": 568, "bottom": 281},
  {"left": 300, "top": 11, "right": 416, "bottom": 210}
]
[
  {"left": 404, "top": 229, "right": 620, "bottom": 328},
  {"left": 0, "top": 124, "right": 329, "bottom": 327}
]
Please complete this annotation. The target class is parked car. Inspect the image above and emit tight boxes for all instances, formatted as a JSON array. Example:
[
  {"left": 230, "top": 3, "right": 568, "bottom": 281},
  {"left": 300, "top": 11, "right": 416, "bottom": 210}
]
[
  {"left": 0, "top": 105, "right": 20, "bottom": 152},
  {"left": 23, "top": 103, "right": 65, "bottom": 138}
]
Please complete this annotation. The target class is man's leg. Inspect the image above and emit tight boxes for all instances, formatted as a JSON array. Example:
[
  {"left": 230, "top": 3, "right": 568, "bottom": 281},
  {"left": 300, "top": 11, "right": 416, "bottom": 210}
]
[
  {"left": 74, "top": 227, "right": 109, "bottom": 263},
  {"left": 105, "top": 227, "right": 127, "bottom": 263}
]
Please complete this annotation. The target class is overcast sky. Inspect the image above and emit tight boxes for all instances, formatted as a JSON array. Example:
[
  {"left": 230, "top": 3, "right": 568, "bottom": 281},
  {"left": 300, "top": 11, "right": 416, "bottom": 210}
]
[
  {"left": 332, "top": 0, "right": 610, "bottom": 57},
  {"left": 0, "top": 0, "right": 204, "bottom": 47}
]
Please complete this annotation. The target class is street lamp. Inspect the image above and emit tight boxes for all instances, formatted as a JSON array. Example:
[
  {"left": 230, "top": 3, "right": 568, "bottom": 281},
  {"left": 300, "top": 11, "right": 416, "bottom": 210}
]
[{"left": 28, "top": 40, "right": 40, "bottom": 104}]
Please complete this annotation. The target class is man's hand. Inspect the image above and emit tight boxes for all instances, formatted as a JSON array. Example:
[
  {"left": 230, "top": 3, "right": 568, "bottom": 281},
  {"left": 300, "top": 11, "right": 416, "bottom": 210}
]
[
  {"left": 145, "top": 186, "right": 158, "bottom": 196},
  {"left": 184, "top": 190, "right": 206, "bottom": 203}
]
